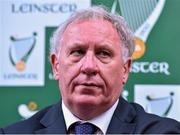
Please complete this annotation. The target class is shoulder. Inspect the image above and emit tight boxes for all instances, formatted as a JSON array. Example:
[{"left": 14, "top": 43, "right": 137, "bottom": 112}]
[
  {"left": 0, "top": 128, "right": 3, "bottom": 134},
  {"left": 130, "top": 102, "right": 180, "bottom": 133},
  {"left": 1, "top": 103, "right": 55, "bottom": 134}
]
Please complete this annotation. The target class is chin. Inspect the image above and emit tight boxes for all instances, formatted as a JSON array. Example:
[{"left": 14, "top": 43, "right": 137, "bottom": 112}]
[{"left": 73, "top": 95, "right": 103, "bottom": 106}]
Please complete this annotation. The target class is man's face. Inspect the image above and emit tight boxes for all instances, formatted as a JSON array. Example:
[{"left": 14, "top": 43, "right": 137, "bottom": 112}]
[{"left": 51, "top": 19, "right": 131, "bottom": 119}]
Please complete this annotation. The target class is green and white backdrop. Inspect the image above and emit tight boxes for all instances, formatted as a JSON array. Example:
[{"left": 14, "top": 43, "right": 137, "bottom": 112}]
[{"left": 0, "top": 0, "right": 180, "bottom": 127}]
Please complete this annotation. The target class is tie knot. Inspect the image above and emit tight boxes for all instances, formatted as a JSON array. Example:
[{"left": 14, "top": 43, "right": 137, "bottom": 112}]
[{"left": 74, "top": 122, "right": 96, "bottom": 134}]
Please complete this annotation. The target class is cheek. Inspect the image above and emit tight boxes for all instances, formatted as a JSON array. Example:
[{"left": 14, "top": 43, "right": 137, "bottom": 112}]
[
  {"left": 58, "top": 58, "right": 81, "bottom": 90},
  {"left": 101, "top": 63, "right": 124, "bottom": 95}
]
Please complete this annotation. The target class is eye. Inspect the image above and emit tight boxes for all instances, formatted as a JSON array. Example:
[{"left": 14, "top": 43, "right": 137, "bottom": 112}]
[
  {"left": 70, "top": 49, "right": 85, "bottom": 57},
  {"left": 96, "top": 50, "right": 111, "bottom": 58}
]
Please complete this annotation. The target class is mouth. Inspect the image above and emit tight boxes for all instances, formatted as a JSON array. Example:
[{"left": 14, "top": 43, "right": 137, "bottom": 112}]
[
  {"left": 74, "top": 82, "right": 102, "bottom": 95},
  {"left": 81, "top": 83, "right": 99, "bottom": 87},
  {"left": 79, "top": 82, "right": 103, "bottom": 89}
]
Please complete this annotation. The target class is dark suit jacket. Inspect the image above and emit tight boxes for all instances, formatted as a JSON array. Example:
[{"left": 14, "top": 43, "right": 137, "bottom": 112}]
[{"left": 1, "top": 97, "right": 180, "bottom": 134}]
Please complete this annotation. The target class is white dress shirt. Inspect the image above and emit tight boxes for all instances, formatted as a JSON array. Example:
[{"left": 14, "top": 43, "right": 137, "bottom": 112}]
[{"left": 62, "top": 99, "right": 119, "bottom": 134}]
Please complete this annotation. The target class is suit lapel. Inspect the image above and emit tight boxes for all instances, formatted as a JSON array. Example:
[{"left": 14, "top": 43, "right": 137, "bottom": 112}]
[
  {"left": 35, "top": 101, "right": 67, "bottom": 134},
  {"left": 106, "top": 97, "right": 137, "bottom": 134},
  {"left": 34, "top": 97, "right": 137, "bottom": 134}
]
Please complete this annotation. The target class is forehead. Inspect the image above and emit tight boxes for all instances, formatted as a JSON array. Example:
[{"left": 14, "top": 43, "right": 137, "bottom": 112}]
[
  {"left": 57, "top": 19, "right": 123, "bottom": 56},
  {"left": 62, "top": 18, "right": 120, "bottom": 41}
]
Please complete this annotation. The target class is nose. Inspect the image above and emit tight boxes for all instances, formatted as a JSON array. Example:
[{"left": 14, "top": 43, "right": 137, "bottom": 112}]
[{"left": 80, "top": 52, "right": 99, "bottom": 76}]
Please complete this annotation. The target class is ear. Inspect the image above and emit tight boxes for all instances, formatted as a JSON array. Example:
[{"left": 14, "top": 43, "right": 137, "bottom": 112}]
[
  {"left": 50, "top": 53, "right": 60, "bottom": 80},
  {"left": 122, "top": 58, "right": 132, "bottom": 84}
]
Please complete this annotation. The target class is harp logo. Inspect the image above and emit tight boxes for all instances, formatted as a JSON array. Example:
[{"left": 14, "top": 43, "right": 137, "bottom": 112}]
[
  {"left": 9, "top": 33, "right": 37, "bottom": 72},
  {"left": 111, "top": 0, "right": 166, "bottom": 60},
  {"left": 135, "top": 85, "right": 180, "bottom": 121}
]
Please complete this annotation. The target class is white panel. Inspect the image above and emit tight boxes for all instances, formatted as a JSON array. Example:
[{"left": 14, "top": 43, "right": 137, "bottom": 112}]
[
  {"left": 134, "top": 84, "right": 180, "bottom": 121},
  {"left": 0, "top": 0, "right": 91, "bottom": 86}
]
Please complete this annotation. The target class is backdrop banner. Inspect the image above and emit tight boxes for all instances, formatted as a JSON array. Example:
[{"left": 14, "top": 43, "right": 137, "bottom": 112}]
[{"left": 0, "top": 0, "right": 180, "bottom": 127}]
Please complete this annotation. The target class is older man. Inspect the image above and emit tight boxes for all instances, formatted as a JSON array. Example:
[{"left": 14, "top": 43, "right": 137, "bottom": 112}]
[{"left": 1, "top": 6, "right": 180, "bottom": 134}]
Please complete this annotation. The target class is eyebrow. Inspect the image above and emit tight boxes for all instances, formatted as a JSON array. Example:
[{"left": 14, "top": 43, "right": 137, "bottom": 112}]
[
  {"left": 73, "top": 42, "right": 88, "bottom": 47},
  {"left": 66, "top": 43, "right": 88, "bottom": 52},
  {"left": 95, "top": 43, "right": 115, "bottom": 50},
  {"left": 66, "top": 41, "right": 116, "bottom": 51}
]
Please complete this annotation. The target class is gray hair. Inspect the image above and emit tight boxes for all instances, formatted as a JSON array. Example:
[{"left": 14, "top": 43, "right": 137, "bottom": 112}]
[{"left": 50, "top": 6, "right": 135, "bottom": 63}]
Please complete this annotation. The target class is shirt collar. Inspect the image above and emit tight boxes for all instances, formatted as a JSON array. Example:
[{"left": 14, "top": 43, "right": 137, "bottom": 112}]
[{"left": 62, "top": 99, "right": 119, "bottom": 134}]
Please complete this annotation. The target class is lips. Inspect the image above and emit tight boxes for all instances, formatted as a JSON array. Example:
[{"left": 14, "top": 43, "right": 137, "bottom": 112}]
[
  {"left": 74, "top": 82, "right": 102, "bottom": 94},
  {"left": 75, "top": 81, "right": 102, "bottom": 88},
  {"left": 81, "top": 82, "right": 99, "bottom": 87}
]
